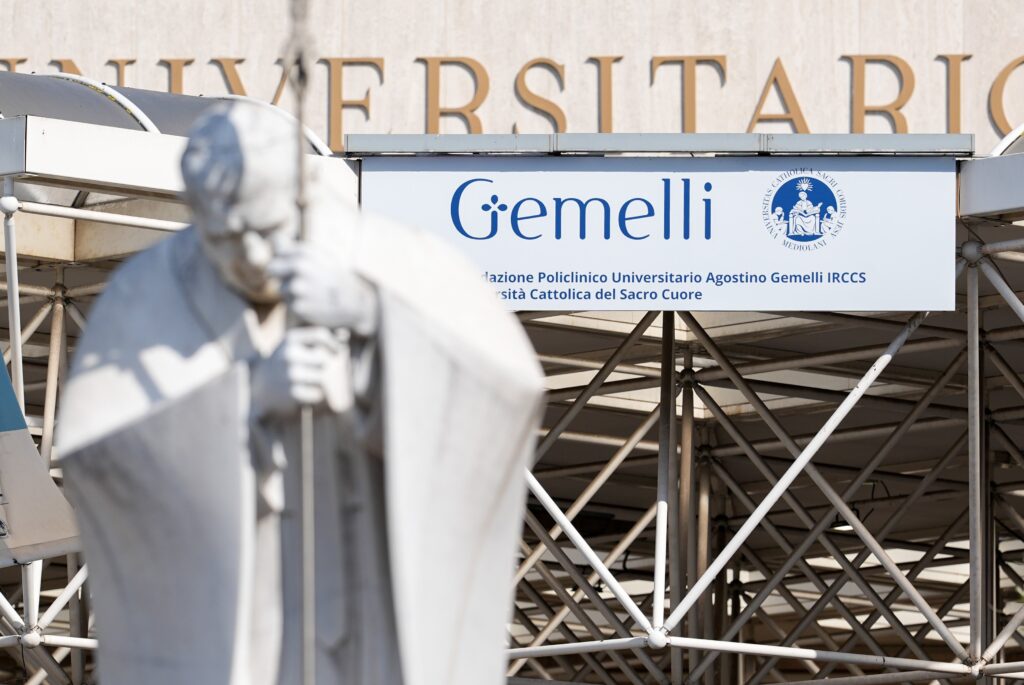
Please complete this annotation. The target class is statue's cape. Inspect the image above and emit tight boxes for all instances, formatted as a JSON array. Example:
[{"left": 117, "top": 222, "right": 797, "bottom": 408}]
[
  {"left": 57, "top": 202, "right": 543, "bottom": 685},
  {"left": 357, "top": 213, "right": 543, "bottom": 685}
]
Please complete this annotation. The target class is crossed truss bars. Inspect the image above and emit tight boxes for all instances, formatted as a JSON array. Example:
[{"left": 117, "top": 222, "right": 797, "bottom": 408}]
[{"left": 510, "top": 242, "right": 1024, "bottom": 684}]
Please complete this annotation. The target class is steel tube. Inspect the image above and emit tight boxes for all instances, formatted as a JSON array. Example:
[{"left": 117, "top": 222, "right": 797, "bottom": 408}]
[
  {"left": 527, "top": 552, "right": 647, "bottom": 685},
  {"left": 980, "top": 259, "right": 1024, "bottom": 327},
  {"left": 981, "top": 237, "right": 1024, "bottom": 255},
  {"left": 662, "top": 310, "right": 926, "bottom": 635},
  {"left": 696, "top": 463, "right": 710, "bottom": 644},
  {"left": 736, "top": 546, "right": 860, "bottom": 674},
  {"left": 17, "top": 200, "right": 186, "bottom": 232},
  {"left": 3, "top": 180, "right": 23, "bottom": 408},
  {"left": 508, "top": 503, "right": 657, "bottom": 673},
  {"left": 679, "top": 351, "right": 696, "bottom": 677},
  {"left": 653, "top": 312, "right": 674, "bottom": 629},
  {"left": 36, "top": 564, "right": 87, "bottom": 632},
  {"left": 687, "top": 313, "right": 969, "bottom": 660},
  {"left": 66, "top": 553, "right": 84, "bottom": 685},
  {"left": 0, "top": 593, "right": 24, "bottom": 632},
  {"left": 21, "top": 561, "right": 42, "bottom": 630},
  {"left": 509, "top": 637, "right": 648, "bottom": 660},
  {"left": 985, "top": 663, "right": 1024, "bottom": 676},
  {"left": 969, "top": 264, "right": 984, "bottom": 662},
  {"left": 525, "top": 470, "right": 653, "bottom": 632},
  {"left": 794, "top": 671, "right": 955, "bottom": 685},
  {"left": 988, "top": 344, "right": 1024, "bottom": 406},
  {"left": 982, "top": 602, "right": 1024, "bottom": 664},
  {"left": 664, "top": 636, "right": 971, "bottom": 675},
  {"left": 65, "top": 300, "right": 88, "bottom": 332},
  {"left": 810, "top": 506, "right": 967, "bottom": 680},
  {"left": 536, "top": 311, "right": 658, "bottom": 459},
  {"left": 0, "top": 282, "right": 51, "bottom": 298},
  {"left": 40, "top": 296, "right": 64, "bottom": 466},
  {"left": 511, "top": 605, "right": 575, "bottom": 679},
  {"left": 524, "top": 513, "right": 668, "bottom": 685},
  {"left": 516, "top": 577, "right": 618, "bottom": 685},
  {"left": 515, "top": 406, "right": 661, "bottom": 584},
  {"left": 65, "top": 283, "right": 105, "bottom": 299},
  {"left": 709, "top": 454, "right": 922, "bottom": 678},
  {"left": 38, "top": 635, "right": 98, "bottom": 650},
  {"left": 684, "top": 338, "right": 964, "bottom": 683},
  {"left": 696, "top": 337, "right": 961, "bottom": 383},
  {"left": 3, "top": 301, "right": 53, "bottom": 364}
]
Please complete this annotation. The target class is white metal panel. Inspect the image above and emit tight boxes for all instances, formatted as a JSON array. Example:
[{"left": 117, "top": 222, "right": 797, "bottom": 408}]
[
  {"left": 958, "top": 153, "right": 1024, "bottom": 219},
  {"left": 0, "top": 118, "right": 27, "bottom": 178},
  {"left": 23, "top": 116, "right": 185, "bottom": 198}
]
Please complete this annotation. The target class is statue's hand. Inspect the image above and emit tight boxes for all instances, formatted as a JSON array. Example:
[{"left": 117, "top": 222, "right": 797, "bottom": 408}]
[
  {"left": 268, "top": 244, "right": 378, "bottom": 335},
  {"left": 251, "top": 327, "right": 348, "bottom": 419}
]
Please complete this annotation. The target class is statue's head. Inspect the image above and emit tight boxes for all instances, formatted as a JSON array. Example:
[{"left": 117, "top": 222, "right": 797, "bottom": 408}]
[
  {"left": 181, "top": 102, "right": 303, "bottom": 303},
  {"left": 798, "top": 191, "right": 808, "bottom": 200}
]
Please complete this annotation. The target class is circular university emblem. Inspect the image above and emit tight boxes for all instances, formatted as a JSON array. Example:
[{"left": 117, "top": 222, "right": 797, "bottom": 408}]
[{"left": 761, "top": 170, "right": 848, "bottom": 251}]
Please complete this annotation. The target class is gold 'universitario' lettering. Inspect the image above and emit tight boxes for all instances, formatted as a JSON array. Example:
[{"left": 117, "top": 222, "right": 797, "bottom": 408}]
[
  {"left": 651, "top": 55, "right": 727, "bottom": 133},
  {"left": 4, "top": 53, "right": 1020, "bottom": 138},
  {"left": 158, "top": 58, "right": 195, "bottom": 94},
  {"left": 417, "top": 57, "right": 490, "bottom": 134},
  {"left": 107, "top": 59, "right": 136, "bottom": 87},
  {"left": 989, "top": 55, "right": 1024, "bottom": 136},
  {"left": 587, "top": 56, "right": 622, "bottom": 133},
  {"left": 938, "top": 54, "right": 971, "bottom": 133},
  {"left": 844, "top": 54, "right": 916, "bottom": 133},
  {"left": 514, "top": 58, "right": 567, "bottom": 133},
  {"left": 747, "top": 58, "right": 809, "bottom": 133},
  {"left": 320, "top": 58, "right": 385, "bottom": 152}
]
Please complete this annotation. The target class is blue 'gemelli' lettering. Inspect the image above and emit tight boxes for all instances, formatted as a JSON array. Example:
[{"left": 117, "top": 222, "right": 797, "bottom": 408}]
[
  {"left": 617, "top": 198, "right": 653, "bottom": 240},
  {"left": 510, "top": 198, "right": 546, "bottom": 240},
  {"left": 553, "top": 197, "right": 612, "bottom": 240},
  {"left": 450, "top": 178, "right": 496, "bottom": 239}
]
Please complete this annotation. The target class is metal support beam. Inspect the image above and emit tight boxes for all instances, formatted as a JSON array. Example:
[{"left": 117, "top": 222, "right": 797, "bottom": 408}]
[
  {"left": 969, "top": 263, "right": 985, "bottom": 664},
  {"left": 653, "top": 312, "right": 674, "bottom": 629},
  {"left": 663, "top": 310, "right": 925, "bottom": 635},
  {"left": 3, "top": 179, "right": 23, "bottom": 408},
  {"left": 535, "top": 311, "right": 658, "bottom": 460}
]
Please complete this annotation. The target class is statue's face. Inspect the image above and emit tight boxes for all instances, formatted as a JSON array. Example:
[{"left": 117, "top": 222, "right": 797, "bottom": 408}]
[
  {"left": 798, "top": 191, "right": 808, "bottom": 200},
  {"left": 197, "top": 180, "right": 299, "bottom": 303}
]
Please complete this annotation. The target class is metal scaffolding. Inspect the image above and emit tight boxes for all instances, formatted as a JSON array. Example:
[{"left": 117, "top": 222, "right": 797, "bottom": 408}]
[{"left": 502, "top": 231, "right": 1024, "bottom": 682}]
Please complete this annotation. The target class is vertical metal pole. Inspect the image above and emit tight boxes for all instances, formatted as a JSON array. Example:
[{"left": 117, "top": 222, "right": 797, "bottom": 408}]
[
  {"left": 714, "top": 516, "right": 730, "bottom": 685},
  {"left": 40, "top": 281, "right": 64, "bottom": 466},
  {"left": 732, "top": 573, "right": 743, "bottom": 684},
  {"left": 969, "top": 264, "right": 984, "bottom": 665},
  {"left": 697, "top": 462, "right": 712, "bottom": 685},
  {"left": 2, "top": 178, "right": 23, "bottom": 409},
  {"left": 67, "top": 553, "right": 83, "bottom": 685},
  {"left": 21, "top": 561, "right": 40, "bottom": 629},
  {"left": 667, "top": 356, "right": 684, "bottom": 683},
  {"left": 679, "top": 356, "right": 696, "bottom": 675},
  {"left": 653, "top": 312, "right": 674, "bottom": 629}
]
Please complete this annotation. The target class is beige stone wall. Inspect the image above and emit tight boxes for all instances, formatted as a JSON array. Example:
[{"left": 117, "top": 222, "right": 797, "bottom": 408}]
[{"left": 2, "top": 0, "right": 1022, "bottom": 152}]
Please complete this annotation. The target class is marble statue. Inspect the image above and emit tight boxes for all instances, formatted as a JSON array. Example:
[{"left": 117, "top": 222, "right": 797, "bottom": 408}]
[{"left": 55, "top": 102, "right": 544, "bottom": 685}]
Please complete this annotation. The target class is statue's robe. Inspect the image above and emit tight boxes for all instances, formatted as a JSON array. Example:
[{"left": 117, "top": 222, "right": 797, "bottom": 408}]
[{"left": 56, "top": 201, "right": 543, "bottom": 685}]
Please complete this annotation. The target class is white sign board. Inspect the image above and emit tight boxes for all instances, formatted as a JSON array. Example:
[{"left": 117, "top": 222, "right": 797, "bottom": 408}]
[{"left": 361, "top": 156, "right": 956, "bottom": 311}]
